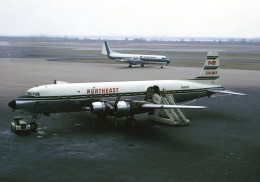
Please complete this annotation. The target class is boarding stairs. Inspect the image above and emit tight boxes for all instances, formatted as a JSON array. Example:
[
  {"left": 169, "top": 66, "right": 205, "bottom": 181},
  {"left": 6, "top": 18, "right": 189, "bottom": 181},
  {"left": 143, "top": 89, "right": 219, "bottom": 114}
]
[{"left": 150, "top": 93, "right": 190, "bottom": 126}]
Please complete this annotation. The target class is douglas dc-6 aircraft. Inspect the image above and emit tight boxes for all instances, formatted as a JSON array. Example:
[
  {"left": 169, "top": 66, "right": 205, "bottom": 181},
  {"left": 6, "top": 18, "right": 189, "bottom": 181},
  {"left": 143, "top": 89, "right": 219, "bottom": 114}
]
[
  {"left": 8, "top": 52, "right": 244, "bottom": 131},
  {"left": 101, "top": 41, "right": 170, "bottom": 68}
]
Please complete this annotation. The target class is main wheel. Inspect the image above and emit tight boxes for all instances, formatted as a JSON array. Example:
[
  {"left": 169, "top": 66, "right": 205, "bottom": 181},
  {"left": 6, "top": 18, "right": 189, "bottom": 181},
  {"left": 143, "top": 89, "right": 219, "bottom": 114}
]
[
  {"left": 128, "top": 65, "right": 132, "bottom": 68},
  {"left": 30, "top": 122, "right": 38, "bottom": 132},
  {"left": 141, "top": 64, "right": 144, "bottom": 67}
]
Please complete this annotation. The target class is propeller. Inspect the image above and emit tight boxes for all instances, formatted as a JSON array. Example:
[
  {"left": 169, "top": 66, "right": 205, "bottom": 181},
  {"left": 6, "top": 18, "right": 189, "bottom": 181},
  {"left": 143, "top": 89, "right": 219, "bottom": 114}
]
[
  {"left": 115, "top": 95, "right": 121, "bottom": 105},
  {"left": 89, "top": 94, "right": 96, "bottom": 125},
  {"left": 113, "top": 95, "right": 122, "bottom": 127},
  {"left": 90, "top": 94, "right": 94, "bottom": 103}
]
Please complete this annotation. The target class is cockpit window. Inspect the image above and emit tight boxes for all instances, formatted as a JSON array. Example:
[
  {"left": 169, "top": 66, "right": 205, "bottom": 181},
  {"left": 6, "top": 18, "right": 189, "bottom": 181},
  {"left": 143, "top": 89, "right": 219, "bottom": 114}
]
[{"left": 26, "top": 92, "right": 32, "bottom": 96}]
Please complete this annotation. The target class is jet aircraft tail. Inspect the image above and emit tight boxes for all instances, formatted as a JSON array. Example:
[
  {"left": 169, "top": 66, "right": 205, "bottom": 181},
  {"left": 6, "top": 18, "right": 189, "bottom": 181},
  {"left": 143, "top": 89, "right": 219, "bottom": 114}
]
[{"left": 193, "top": 51, "right": 220, "bottom": 84}]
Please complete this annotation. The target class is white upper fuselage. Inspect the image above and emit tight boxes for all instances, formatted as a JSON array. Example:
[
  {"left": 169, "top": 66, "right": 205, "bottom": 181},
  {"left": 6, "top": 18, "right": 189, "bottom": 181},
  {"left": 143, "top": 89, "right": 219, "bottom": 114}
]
[
  {"left": 26, "top": 80, "right": 221, "bottom": 97},
  {"left": 110, "top": 53, "right": 167, "bottom": 60}
]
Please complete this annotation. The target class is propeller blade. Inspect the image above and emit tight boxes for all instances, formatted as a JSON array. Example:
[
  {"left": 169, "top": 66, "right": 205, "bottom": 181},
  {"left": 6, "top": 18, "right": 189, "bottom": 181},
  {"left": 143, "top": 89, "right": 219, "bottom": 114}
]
[{"left": 115, "top": 95, "right": 121, "bottom": 105}]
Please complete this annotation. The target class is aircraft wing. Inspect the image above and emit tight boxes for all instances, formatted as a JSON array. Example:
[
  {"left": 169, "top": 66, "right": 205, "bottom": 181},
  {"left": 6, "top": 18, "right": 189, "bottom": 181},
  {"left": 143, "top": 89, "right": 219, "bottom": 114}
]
[
  {"left": 90, "top": 99, "right": 206, "bottom": 117},
  {"left": 142, "top": 104, "right": 207, "bottom": 109},
  {"left": 208, "top": 89, "right": 246, "bottom": 96},
  {"left": 141, "top": 61, "right": 167, "bottom": 65},
  {"left": 118, "top": 59, "right": 168, "bottom": 65},
  {"left": 119, "top": 58, "right": 142, "bottom": 62}
]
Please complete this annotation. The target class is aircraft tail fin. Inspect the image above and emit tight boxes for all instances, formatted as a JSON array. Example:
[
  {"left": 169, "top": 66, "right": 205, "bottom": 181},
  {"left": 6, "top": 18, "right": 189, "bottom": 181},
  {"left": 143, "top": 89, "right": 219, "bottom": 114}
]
[
  {"left": 192, "top": 51, "right": 246, "bottom": 96},
  {"left": 101, "top": 41, "right": 110, "bottom": 55},
  {"left": 193, "top": 51, "right": 220, "bottom": 84}
]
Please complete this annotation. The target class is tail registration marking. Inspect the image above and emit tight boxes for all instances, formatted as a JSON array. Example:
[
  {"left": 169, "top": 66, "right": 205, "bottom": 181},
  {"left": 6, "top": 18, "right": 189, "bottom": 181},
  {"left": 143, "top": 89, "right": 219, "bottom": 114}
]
[{"left": 206, "top": 71, "right": 218, "bottom": 75}]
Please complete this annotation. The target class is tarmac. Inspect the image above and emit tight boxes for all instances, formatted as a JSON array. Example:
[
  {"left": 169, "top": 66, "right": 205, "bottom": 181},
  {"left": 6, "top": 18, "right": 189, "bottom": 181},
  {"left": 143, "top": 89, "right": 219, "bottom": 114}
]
[
  {"left": 1, "top": 43, "right": 260, "bottom": 64},
  {"left": 0, "top": 56, "right": 259, "bottom": 182}
]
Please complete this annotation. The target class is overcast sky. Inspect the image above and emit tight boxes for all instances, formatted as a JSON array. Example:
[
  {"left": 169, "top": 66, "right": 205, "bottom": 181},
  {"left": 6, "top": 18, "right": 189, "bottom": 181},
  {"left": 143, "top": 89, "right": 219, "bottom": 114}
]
[{"left": 1, "top": 0, "right": 260, "bottom": 38}]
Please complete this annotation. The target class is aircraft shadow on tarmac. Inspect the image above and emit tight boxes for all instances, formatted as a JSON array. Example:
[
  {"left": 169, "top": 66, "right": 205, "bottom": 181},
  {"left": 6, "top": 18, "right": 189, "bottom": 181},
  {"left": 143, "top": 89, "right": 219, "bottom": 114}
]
[
  {"left": 31, "top": 109, "right": 240, "bottom": 139},
  {"left": 33, "top": 112, "right": 216, "bottom": 153}
]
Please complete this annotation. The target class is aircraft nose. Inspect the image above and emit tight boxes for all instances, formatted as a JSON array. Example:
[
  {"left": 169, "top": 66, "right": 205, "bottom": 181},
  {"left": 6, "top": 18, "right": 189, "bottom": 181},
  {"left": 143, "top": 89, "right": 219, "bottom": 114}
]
[{"left": 8, "top": 100, "right": 16, "bottom": 110}]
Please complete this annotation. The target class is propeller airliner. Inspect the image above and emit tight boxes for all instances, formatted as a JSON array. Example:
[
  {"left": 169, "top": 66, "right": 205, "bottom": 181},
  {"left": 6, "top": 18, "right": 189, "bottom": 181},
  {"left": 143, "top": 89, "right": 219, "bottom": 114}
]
[
  {"left": 101, "top": 41, "right": 170, "bottom": 68},
  {"left": 8, "top": 51, "right": 245, "bottom": 131}
]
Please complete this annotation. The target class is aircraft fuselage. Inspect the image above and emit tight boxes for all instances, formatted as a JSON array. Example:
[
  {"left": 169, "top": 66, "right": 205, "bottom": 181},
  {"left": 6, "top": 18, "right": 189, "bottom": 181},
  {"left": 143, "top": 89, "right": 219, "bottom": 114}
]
[
  {"left": 8, "top": 80, "right": 222, "bottom": 115},
  {"left": 107, "top": 53, "right": 170, "bottom": 64}
]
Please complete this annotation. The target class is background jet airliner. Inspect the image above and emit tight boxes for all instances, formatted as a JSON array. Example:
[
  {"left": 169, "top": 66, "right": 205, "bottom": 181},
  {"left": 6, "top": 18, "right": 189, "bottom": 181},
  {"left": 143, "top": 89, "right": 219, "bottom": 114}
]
[
  {"left": 8, "top": 51, "right": 244, "bottom": 131},
  {"left": 101, "top": 41, "right": 170, "bottom": 68}
]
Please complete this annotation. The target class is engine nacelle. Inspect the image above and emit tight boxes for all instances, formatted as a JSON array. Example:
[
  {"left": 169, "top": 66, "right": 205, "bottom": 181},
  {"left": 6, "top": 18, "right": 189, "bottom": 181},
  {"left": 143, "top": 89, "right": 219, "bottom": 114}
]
[
  {"left": 90, "top": 102, "right": 106, "bottom": 114},
  {"left": 114, "top": 101, "right": 130, "bottom": 117},
  {"left": 91, "top": 101, "right": 149, "bottom": 117}
]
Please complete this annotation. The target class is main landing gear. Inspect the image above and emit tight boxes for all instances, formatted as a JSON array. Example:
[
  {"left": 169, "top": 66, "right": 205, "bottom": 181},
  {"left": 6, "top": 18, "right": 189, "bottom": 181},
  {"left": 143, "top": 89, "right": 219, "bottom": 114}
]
[
  {"left": 125, "top": 116, "right": 137, "bottom": 128},
  {"left": 113, "top": 116, "right": 137, "bottom": 128}
]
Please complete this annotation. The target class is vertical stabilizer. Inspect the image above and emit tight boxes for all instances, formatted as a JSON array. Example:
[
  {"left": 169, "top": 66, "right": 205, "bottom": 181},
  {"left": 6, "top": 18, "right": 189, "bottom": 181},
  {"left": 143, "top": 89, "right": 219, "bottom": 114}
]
[
  {"left": 193, "top": 51, "right": 220, "bottom": 84},
  {"left": 101, "top": 41, "right": 110, "bottom": 55}
]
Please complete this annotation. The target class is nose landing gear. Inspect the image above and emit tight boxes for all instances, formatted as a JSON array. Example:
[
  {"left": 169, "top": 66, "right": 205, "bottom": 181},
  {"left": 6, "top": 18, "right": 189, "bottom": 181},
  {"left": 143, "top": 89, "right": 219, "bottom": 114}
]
[{"left": 29, "top": 115, "right": 40, "bottom": 132}]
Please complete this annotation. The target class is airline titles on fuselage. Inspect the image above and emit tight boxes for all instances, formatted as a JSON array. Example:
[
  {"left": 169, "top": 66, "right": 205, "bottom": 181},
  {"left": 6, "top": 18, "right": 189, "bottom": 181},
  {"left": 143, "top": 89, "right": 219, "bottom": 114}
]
[{"left": 87, "top": 87, "right": 119, "bottom": 95}]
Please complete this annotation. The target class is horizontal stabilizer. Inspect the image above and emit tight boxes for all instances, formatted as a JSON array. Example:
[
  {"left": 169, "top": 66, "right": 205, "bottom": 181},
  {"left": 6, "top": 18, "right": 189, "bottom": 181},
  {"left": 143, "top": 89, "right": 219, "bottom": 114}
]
[
  {"left": 208, "top": 89, "right": 246, "bottom": 96},
  {"left": 142, "top": 104, "right": 207, "bottom": 109}
]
